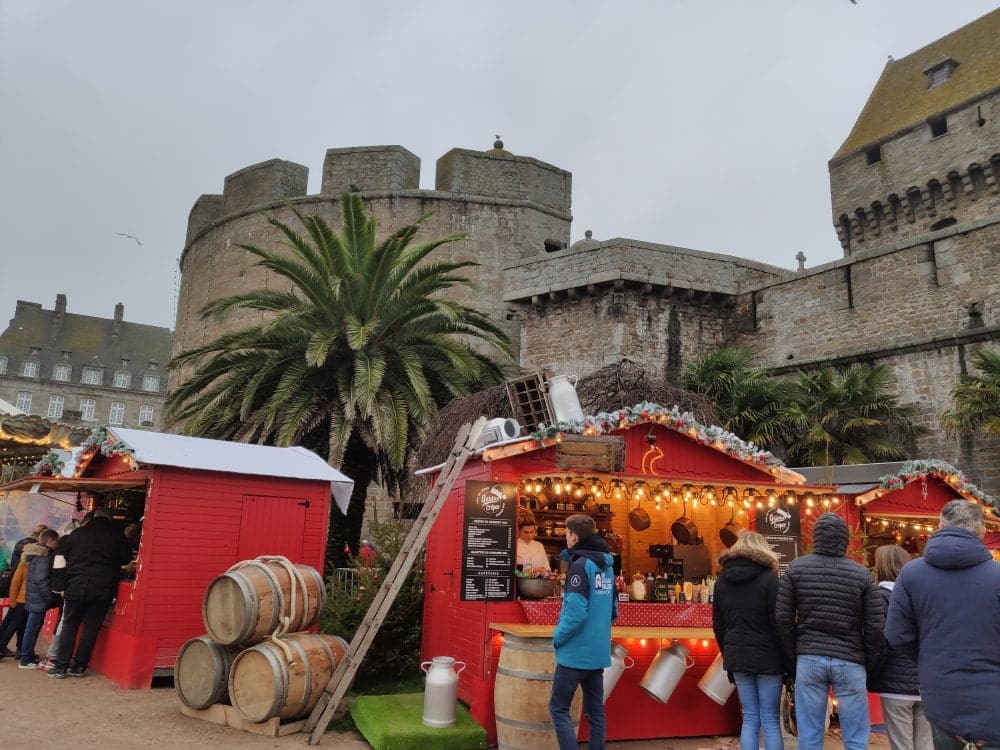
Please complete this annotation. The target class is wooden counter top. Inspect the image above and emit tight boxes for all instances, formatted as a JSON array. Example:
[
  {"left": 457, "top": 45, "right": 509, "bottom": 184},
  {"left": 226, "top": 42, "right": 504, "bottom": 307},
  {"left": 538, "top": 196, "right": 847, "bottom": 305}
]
[{"left": 489, "top": 622, "right": 715, "bottom": 639}]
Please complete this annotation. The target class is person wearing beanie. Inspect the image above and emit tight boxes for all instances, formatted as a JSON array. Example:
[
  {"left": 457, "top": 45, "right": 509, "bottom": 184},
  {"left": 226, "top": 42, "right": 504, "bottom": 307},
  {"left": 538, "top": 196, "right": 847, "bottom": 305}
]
[
  {"left": 549, "top": 514, "right": 617, "bottom": 750},
  {"left": 775, "top": 512, "right": 884, "bottom": 750},
  {"left": 885, "top": 500, "right": 1000, "bottom": 750}
]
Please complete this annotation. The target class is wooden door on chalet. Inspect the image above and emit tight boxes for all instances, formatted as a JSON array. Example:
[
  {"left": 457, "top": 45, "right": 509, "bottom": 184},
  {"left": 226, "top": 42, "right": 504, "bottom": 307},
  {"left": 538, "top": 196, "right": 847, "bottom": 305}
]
[{"left": 237, "top": 494, "right": 309, "bottom": 561}]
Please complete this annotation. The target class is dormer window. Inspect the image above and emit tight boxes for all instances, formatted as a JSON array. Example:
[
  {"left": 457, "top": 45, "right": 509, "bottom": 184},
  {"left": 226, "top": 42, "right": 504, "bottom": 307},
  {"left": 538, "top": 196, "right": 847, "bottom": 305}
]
[
  {"left": 924, "top": 58, "right": 958, "bottom": 89},
  {"left": 21, "top": 360, "right": 39, "bottom": 378},
  {"left": 113, "top": 370, "right": 132, "bottom": 388},
  {"left": 53, "top": 364, "right": 72, "bottom": 382},
  {"left": 82, "top": 367, "right": 103, "bottom": 385}
]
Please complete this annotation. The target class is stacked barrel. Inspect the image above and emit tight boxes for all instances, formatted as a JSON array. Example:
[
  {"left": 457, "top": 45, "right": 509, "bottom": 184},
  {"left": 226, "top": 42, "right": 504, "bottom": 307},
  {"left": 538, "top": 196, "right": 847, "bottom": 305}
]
[{"left": 175, "top": 557, "right": 347, "bottom": 724}]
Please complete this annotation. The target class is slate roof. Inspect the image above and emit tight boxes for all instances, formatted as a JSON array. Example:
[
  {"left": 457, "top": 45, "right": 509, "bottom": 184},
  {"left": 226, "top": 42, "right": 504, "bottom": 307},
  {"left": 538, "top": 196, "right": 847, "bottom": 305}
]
[
  {"left": 834, "top": 8, "right": 1000, "bottom": 159},
  {"left": 0, "top": 298, "right": 172, "bottom": 389}
]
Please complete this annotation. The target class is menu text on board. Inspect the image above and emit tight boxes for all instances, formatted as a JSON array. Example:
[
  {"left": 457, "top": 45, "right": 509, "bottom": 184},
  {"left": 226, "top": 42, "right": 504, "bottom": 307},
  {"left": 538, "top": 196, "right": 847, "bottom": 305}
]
[{"left": 460, "top": 481, "right": 517, "bottom": 601}]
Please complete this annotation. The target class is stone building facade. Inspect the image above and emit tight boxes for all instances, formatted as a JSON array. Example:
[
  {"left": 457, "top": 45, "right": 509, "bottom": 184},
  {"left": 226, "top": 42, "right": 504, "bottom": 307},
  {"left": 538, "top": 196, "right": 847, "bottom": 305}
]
[
  {"left": 0, "top": 295, "right": 172, "bottom": 443},
  {"left": 170, "top": 10, "right": 1000, "bottom": 492}
]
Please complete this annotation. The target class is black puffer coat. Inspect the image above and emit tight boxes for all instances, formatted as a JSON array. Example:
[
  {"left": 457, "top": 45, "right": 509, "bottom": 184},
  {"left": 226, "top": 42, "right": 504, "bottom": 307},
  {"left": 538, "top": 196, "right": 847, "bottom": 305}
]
[
  {"left": 713, "top": 548, "right": 790, "bottom": 676},
  {"left": 25, "top": 545, "right": 55, "bottom": 613},
  {"left": 775, "top": 513, "right": 884, "bottom": 670},
  {"left": 62, "top": 517, "right": 133, "bottom": 602},
  {"left": 868, "top": 583, "right": 918, "bottom": 696}
]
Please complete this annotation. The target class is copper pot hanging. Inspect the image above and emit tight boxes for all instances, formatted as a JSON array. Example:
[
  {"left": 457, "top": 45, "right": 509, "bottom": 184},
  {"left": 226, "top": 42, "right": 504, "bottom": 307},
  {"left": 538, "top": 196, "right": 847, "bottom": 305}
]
[
  {"left": 719, "top": 506, "right": 744, "bottom": 548},
  {"left": 629, "top": 498, "right": 651, "bottom": 532},
  {"left": 671, "top": 499, "right": 700, "bottom": 544}
]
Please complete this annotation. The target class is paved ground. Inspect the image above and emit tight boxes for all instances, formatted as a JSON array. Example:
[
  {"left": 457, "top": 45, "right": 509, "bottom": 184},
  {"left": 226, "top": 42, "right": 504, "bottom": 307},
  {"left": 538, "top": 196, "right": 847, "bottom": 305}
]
[{"left": 0, "top": 657, "right": 883, "bottom": 749}]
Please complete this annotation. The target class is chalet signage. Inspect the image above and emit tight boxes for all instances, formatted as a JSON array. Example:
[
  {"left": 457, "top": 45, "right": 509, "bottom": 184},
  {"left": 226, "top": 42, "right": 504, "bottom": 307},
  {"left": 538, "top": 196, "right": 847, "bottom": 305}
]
[
  {"left": 555, "top": 435, "right": 625, "bottom": 472},
  {"left": 755, "top": 504, "right": 801, "bottom": 576},
  {"left": 460, "top": 481, "right": 518, "bottom": 601}
]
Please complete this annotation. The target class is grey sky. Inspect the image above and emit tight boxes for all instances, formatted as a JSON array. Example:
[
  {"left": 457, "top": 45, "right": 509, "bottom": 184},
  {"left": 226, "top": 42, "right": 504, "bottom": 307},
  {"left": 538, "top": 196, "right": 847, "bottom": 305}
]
[{"left": 2, "top": 1, "right": 996, "bottom": 331}]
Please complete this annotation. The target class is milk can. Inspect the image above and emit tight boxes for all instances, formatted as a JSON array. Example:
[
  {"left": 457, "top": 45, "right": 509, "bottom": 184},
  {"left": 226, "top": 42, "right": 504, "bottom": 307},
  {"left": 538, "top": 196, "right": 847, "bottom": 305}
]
[
  {"left": 639, "top": 642, "right": 695, "bottom": 704},
  {"left": 697, "top": 652, "right": 735, "bottom": 705},
  {"left": 603, "top": 643, "right": 634, "bottom": 703},
  {"left": 545, "top": 375, "right": 585, "bottom": 423},
  {"left": 420, "top": 656, "right": 466, "bottom": 727}
]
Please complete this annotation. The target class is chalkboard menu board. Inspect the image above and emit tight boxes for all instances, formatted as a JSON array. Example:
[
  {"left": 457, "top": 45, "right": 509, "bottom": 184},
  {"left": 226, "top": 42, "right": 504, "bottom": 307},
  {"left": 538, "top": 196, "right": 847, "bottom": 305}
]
[
  {"left": 461, "top": 481, "right": 517, "bottom": 601},
  {"left": 755, "top": 504, "right": 802, "bottom": 575}
]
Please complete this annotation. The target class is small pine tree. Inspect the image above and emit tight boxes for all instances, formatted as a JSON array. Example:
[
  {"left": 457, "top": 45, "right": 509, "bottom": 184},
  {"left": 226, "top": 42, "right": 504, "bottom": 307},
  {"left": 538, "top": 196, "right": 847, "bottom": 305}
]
[{"left": 320, "top": 519, "right": 425, "bottom": 689}]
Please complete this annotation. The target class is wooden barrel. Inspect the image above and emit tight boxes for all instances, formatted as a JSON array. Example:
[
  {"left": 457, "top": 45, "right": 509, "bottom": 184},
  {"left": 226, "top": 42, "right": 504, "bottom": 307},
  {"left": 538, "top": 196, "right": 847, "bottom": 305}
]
[
  {"left": 202, "top": 560, "right": 327, "bottom": 646},
  {"left": 174, "top": 636, "right": 241, "bottom": 709},
  {"left": 494, "top": 634, "right": 582, "bottom": 750},
  {"left": 228, "top": 633, "right": 349, "bottom": 723}
]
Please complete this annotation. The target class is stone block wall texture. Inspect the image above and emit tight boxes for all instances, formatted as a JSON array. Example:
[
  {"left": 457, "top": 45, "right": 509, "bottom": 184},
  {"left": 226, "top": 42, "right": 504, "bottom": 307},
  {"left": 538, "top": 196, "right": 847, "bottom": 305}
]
[
  {"left": 830, "top": 96, "right": 1000, "bottom": 254},
  {"left": 738, "top": 220, "right": 1000, "bottom": 366},
  {"left": 221, "top": 159, "right": 309, "bottom": 216},
  {"left": 185, "top": 194, "right": 224, "bottom": 246},
  {"left": 435, "top": 148, "right": 572, "bottom": 215},
  {"left": 321, "top": 145, "right": 420, "bottom": 195},
  {"left": 515, "top": 285, "right": 731, "bottom": 382}
]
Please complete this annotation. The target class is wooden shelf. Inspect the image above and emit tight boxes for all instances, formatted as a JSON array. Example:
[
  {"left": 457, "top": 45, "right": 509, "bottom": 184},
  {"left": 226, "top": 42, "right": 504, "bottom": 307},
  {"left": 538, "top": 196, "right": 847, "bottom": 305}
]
[{"left": 529, "top": 509, "right": 613, "bottom": 519}]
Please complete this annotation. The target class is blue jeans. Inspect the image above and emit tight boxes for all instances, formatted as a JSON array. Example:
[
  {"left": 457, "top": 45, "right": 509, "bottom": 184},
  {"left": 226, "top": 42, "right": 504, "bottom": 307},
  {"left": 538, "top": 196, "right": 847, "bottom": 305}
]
[
  {"left": 21, "top": 610, "right": 45, "bottom": 665},
  {"left": 733, "top": 672, "right": 784, "bottom": 750},
  {"left": 549, "top": 664, "right": 605, "bottom": 750},
  {"left": 795, "top": 654, "right": 869, "bottom": 750}
]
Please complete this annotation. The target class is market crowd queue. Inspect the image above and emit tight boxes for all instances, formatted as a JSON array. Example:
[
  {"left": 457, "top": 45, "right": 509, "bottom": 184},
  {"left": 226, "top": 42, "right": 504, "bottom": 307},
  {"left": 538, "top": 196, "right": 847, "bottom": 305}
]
[{"left": 0, "top": 507, "right": 135, "bottom": 678}]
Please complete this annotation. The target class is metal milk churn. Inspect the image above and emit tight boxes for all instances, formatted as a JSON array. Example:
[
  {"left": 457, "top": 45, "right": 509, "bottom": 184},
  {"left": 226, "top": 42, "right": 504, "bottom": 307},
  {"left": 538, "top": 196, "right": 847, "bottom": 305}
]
[
  {"left": 545, "top": 375, "right": 584, "bottom": 423},
  {"left": 639, "top": 642, "right": 695, "bottom": 704},
  {"left": 603, "top": 643, "right": 634, "bottom": 703},
  {"left": 697, "top": 652, "right": 735, "bottom": 705},
  {"left": 420, "top": 656, "right": 466, "bottom": 727}
]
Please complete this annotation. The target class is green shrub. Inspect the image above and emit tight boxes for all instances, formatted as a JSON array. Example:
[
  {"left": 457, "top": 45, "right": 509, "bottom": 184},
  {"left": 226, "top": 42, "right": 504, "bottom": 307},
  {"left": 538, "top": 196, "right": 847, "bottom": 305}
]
[{"left": 320, "top": 519, "right": 425, "bottom": 691}]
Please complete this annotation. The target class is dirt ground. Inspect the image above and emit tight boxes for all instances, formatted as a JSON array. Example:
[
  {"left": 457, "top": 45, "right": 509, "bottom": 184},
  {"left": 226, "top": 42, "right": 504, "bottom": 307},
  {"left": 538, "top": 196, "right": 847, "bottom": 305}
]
[{"left": 0, "top": 658, "right": 880, "bottom": 750}]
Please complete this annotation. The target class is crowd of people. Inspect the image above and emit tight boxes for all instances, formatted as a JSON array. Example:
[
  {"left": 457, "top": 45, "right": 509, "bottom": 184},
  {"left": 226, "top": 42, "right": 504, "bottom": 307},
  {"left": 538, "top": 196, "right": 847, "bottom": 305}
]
[
  {"left": 541, "top": 502, "right": 998, "bottom": 750},
  {"left": 0, "top": 507, "right": 134, "bottom": 678},
  {"left": 713, "top": 502, "right": 999, "bottom": 750}
]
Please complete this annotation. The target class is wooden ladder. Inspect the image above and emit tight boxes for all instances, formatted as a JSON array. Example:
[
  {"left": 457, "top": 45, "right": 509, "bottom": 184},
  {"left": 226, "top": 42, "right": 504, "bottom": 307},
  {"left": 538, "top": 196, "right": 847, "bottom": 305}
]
[{"left": 304, "top": 416, "right": 486, "bottom": 745}]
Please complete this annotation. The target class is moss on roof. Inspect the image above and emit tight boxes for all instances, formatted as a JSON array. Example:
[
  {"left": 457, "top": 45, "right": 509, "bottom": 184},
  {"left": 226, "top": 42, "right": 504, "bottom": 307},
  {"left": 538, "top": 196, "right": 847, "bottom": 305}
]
[{"left": 834, "top": 8, "right": 1000, "bottom": 160}]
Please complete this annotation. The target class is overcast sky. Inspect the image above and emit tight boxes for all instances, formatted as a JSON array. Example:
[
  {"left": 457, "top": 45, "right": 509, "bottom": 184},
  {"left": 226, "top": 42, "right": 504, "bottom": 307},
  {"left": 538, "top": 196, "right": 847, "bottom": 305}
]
[{"left": 2, "top": 1, "right": 996, "bottom": 331}]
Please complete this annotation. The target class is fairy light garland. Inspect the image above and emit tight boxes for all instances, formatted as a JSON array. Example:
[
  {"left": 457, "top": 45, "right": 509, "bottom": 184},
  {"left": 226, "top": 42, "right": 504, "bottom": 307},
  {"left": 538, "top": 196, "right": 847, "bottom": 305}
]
[
  {"left": 529, "top": 401, "right": 785, "bottom": 471},
  {"left": 72, "top": 426, "right": 138, "bottom": 476},
  {"left": 874, "top": 459, "right": 997, "bottom": 510}
]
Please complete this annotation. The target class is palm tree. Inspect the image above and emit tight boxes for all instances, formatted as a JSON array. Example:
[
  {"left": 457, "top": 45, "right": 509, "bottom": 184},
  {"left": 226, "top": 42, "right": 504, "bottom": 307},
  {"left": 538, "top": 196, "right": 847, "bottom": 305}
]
[
  {"left": 167, "top": 194, "right": 513, "bottom": 561},
  {"left": 942, "top": 348, "right": 1000, "bottom": 437},
  {"left": 680, "top": 347, "right": 792, "bottom": 449},
  {"left": 782, "top": 364, "right": 926, "bottom": 466}
]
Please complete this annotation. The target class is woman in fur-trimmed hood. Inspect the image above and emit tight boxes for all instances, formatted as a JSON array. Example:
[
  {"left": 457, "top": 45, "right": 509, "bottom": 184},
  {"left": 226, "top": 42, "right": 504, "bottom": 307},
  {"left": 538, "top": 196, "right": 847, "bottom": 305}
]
[{"left": 713, "top": 531, "right": 790, "bottom": 750}]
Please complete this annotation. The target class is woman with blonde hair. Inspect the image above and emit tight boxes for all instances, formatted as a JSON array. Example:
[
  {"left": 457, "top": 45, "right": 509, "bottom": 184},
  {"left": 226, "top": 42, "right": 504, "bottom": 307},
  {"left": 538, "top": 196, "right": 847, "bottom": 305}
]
[
  {"left": 869, "top": 544, "right": 930, "bottom": 750},
  {"left": 713, "top": 531, "right": 791, "bottom": 750}
]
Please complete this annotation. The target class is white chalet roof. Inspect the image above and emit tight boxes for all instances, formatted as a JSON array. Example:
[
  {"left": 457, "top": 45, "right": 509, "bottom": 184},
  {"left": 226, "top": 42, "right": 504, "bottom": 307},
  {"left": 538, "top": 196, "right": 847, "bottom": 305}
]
[{"left": 108, "top": 428, "right": 354, "bottom": 513}]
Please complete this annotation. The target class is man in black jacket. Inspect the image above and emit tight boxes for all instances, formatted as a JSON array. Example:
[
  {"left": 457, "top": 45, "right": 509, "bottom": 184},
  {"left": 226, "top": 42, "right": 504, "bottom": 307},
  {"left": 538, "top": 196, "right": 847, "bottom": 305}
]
[
  {"left": 49, "top": 507, "right": 132, "bottom": 679},
  {"left": 775, "top": 513, "right": 884, "bottom": 750}
]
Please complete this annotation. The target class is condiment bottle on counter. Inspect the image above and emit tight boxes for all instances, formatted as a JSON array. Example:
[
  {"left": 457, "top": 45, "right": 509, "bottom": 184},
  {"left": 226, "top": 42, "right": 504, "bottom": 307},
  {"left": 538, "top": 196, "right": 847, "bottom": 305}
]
[
  {"left": 683, "top": 581, "right": 694, "bottom": 603},
  {"left": 631, "top": 573, "right": 647, "bottom": 601},
  {"left": 644, "top": 572, "right": 655, "bottom": 601},
  {"left": 706, "top": 575, "right": 717, "bottom": 603},
  {"left": 674, "top": 581, "right": 683, "bottom": 603}
]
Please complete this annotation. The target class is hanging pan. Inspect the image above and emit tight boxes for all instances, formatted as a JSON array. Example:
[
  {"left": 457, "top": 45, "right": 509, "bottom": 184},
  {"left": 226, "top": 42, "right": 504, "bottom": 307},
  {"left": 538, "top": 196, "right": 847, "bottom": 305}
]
[
  {"left": 629, "top": 496, "right": 651, "bottom": 532},
  {"left": 671, "top": 499, "right": 700, "bottom": 545},
  {"left": 719, "top": 505, "right": 744, "bottom": 548}
]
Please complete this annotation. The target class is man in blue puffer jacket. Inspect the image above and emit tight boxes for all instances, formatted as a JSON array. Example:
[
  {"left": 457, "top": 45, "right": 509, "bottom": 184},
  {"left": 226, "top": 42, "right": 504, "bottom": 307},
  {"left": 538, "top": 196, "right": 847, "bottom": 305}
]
[
  {"left": 549, "top": 514, "right": 618, "bottom": 750},
  {"left": 885, "top": 499, "right": 1000, "bottom": 750}
]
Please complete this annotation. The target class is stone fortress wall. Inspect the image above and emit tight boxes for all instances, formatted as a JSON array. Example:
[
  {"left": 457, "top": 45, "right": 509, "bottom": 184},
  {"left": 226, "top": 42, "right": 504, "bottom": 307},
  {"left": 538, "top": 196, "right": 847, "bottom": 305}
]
[{"left": 170, "top": 15, "right": 1000, "bottom": 493}]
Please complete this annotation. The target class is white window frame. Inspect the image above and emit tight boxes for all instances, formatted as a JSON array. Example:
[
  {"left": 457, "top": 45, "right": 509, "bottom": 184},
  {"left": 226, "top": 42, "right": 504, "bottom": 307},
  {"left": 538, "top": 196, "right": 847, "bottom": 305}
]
[
  {"left": 109, "top": 401, "right": 125, "bottom": 426},
  {"left": 47, "top": 395, "right": 65, "bottom": 419},
  {"left": 142, "top": 374, "right": 160, "bottom": 392},
  {"left": 53, "top": 363, "right": 72, "bottom": 381},
  {"left": 138, "top": 404, "right": 154, "bottom": 425},
  {"left": 113, "top": 370, "right": 131, "bottom": 388},
  {"left": 82, "top": 367, "right": 102, "bottom": 385},
  {"left": 15, "top": 391, "right": 32, "bottom": 412},
  {"left": 21, "top": 360, "right": 39, "bottom": 377},
  {"left": 80, "top": 398, "right": 96, "bottom": 421},
  {"left": 0, "top": 355, "right": 7, "bottom": 375}
]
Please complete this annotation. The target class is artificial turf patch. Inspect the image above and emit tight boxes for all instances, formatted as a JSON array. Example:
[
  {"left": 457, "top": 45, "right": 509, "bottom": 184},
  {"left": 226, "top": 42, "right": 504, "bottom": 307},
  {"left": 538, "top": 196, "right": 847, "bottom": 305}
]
[{"left": 350, "top": 693, "right": 487, "bottom": 750}]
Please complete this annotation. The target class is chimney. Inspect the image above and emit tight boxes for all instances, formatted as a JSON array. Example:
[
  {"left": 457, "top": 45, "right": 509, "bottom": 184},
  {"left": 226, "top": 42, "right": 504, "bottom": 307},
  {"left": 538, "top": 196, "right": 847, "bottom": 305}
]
[
  {"left": 51, "top": 293, "right": 67, "bottom": 342},
  {"left": 112, "top": 301, "right": 124, "bottom": 344}
]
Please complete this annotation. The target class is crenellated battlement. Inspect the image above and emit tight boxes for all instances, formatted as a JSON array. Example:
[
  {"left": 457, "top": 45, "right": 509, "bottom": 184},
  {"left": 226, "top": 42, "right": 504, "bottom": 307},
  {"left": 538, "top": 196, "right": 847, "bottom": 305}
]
[
  {"left": 833, "top": 154, "right": 1000, "bottom": 253},
  {"left": 185, "top": 143, "right": 573, "bottom": 246}
]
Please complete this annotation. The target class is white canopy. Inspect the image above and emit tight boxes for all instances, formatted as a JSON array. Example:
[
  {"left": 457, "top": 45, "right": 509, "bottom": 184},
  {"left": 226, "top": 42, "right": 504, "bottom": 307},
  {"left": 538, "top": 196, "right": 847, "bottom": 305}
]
[{"left": 108, "top": 427, "right": 355, "bottom": 513}]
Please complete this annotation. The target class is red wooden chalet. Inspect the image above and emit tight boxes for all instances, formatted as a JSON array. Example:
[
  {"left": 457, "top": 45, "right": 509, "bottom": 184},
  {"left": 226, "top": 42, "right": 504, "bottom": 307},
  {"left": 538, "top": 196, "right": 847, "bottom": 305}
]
[
  {"left": 420, "top": 406, "right": 833, "bottom": 743},
  {"left": 1, "top": 427, "right": 353, "bottom": 689}
]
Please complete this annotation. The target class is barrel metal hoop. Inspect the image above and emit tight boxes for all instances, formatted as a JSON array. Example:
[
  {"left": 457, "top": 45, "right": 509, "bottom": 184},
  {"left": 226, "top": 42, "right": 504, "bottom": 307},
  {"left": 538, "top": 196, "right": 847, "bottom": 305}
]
[
  {"left": 496, "top": 666, "right": 554, "bottom": 681},
  {"left": 501, "top": 636, "right": 555, "bottom": 653},
  {"left": 496, "top": 715, "right": 580, "bottom": 731},
  {"left": 253, "top": 642, "right": 291, "bottom": 721}
]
